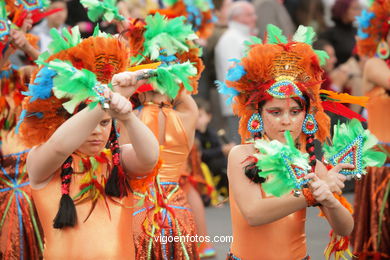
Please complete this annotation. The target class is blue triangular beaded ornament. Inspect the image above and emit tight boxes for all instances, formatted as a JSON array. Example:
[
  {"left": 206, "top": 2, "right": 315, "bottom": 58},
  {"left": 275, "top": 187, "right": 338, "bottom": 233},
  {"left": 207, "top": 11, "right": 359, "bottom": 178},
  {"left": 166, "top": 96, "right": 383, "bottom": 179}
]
[{"left": 328, "top": 135, "right": 364, "bottom": 175}]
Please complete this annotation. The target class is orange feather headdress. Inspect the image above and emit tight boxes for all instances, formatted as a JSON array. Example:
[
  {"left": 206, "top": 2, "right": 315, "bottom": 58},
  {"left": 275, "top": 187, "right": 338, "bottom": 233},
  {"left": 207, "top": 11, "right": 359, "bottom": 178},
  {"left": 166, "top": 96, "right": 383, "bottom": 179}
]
[
  {"left": 124, "top": 14, "right": 204, "bottom": 97},
  {"left": 218, "top": 25, "right": 331, "bottom": 143},
  {"left": 18, "top": 28, "right": 129, "bottom": 148},
  {"left": 356, "top": 0, "right": 390, "bottom": 58}
]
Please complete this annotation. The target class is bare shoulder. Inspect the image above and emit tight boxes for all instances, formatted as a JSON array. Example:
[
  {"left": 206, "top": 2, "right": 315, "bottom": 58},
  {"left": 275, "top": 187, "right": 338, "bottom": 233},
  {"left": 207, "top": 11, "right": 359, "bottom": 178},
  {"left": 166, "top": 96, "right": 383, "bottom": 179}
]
[
  {"left": 366, "top": 56, "right": 385, "bottom": 66},
  {"left": 229, "top": 143, "right": 255, "bottom": 158}
]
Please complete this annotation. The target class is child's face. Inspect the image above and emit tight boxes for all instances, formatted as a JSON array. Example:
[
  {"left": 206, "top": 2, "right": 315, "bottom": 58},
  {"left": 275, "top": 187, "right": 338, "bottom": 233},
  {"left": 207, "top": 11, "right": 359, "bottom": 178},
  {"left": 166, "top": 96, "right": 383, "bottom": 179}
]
[
  {"left": 196, "top": 108, "right": 211, "bottom": 132},
  {"left": 261, "top": 98, "right": 305, "bottom": 143},
  {"left": 77, "top": 114, "right": 112, "bottom": 156}
]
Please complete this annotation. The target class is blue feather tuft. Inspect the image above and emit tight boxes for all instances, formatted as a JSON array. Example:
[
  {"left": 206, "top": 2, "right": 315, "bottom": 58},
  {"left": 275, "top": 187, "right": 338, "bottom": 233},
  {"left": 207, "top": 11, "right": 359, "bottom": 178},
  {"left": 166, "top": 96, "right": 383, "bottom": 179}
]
[
  {"left": 357, "top": 29, "right": 369, "bottom": 39},
  {"left": 15, "top": 110, "right": 27, "bottom": 134},
  {"left": 15, "top": 110, "right": 44, "bottom": 133},
  {"left": 23, "top": 67, "right": 57, "bottom": 101},
  {"left": 226, "top": 63, "right": 246, "bottom": 82},
  {"left": 356, "top": 10, "right": 375, "bottom": 29},
  {"left": 215, "top": 80, "right": 239, "bottom": 104}
]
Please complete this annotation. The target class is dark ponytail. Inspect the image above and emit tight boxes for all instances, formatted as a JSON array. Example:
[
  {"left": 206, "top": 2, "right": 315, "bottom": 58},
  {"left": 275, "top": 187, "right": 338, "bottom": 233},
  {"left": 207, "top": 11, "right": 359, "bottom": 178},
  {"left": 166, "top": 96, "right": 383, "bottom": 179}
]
[
  {"left": 53, "top": 156, "right": 77, "bottom": 229},
  {"left": 105, "top": 120, "right": 129, "bottom": 197}
]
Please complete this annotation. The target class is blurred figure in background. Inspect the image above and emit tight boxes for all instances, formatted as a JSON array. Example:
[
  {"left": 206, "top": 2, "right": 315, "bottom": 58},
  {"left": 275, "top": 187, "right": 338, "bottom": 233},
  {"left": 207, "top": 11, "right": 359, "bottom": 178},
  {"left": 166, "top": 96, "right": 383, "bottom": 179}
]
[
  {"left": 320, "top": 0, "right": 362, "bottom": 67},
  {"left": 197, "top": 0, "right": 232, "bottom": 100},
  {"left": 195, "top": 97, "right": 232, "bottom": 198},
  {"left": 215, "top": 1, "right": 257, "bottom": 144},
  {"left": 285, "top": 0, "right": 327, "bottom": 34},
  {"left": 30, "top": 0, "right": 68, "bottom": 52},
  {"left": 254, "top": 0, "right": 295, "bottom": 38},
  {"left": 352, "top": 0, "right": 390, "bottom": 257}
]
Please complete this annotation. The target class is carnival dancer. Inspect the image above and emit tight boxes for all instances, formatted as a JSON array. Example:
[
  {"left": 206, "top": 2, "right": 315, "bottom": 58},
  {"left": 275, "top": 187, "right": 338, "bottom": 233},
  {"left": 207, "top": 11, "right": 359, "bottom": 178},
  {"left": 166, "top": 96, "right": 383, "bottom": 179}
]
[
  {"left": 122, "top": 14, "right": 203, "bottom": 259},
  {"left": 352, "top": 1, "right": 390, "bottom": 258},
  {"left": 17, "top": 30, "right": 159, "bottom": 259},
  {"left": 217, "top": 24, "right": 365, "bottom": 260},
  {"left": 1, "top": 2, "right": 44, "bottom": 258}
]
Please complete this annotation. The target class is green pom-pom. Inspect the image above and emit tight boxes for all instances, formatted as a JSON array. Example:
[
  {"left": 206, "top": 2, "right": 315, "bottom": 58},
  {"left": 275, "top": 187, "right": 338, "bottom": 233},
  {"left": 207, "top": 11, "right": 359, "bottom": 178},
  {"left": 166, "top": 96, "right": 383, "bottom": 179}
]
[
  {"left": 46, "top": 60, "right": 101, "bottom": 114},
  {"left": 253, "top": 131, "right": 310, "bottom": 197},
  {"left": 323, "top": 119, "right": 387, "bottom": 176},
  {"left": 80, "top": 0, "right": 124, "bottom": 22},
  {"left": 136, "top": 13, "right": 197, "bottom": 64},
  {"left": 148, "top": 61, "right": 197, "bottom": 98}
]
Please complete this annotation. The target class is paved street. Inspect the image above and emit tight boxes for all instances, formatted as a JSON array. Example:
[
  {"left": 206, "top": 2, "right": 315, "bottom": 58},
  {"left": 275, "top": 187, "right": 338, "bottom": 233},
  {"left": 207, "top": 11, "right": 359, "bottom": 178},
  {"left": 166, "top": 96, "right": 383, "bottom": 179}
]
[{"left": 204, "top": 193, "right": 354, "bottom": 260}]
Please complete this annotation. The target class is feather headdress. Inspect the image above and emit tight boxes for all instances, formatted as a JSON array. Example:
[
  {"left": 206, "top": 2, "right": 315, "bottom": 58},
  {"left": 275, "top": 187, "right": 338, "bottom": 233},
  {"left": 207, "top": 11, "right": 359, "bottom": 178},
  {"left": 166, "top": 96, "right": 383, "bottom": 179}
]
[
  {"left": 355, "top": 0, "right": 390, "bottom": 58},
  {"left": 18, "top": 27, "right": 129, "bottom": 147},
  {"left": 125, "top": 13, "right": 204, "bottom": 98}
]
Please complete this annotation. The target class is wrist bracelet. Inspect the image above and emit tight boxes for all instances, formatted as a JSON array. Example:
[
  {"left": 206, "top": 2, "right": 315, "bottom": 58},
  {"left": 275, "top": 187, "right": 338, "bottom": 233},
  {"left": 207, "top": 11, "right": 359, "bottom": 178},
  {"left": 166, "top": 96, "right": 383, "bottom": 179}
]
[
  {"left": 93, "top": 83, "right": 110, "bottom": 110},
  {"left": 302, "top": 188, "right": 320, "bottom": 207}
]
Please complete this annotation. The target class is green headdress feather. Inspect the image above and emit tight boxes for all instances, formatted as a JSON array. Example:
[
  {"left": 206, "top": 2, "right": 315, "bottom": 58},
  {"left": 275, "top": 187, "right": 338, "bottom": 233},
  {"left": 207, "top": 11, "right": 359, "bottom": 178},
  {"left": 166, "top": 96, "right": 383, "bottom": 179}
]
[
  {"left": 266, "top": 24, "right": 288, "bottom": 44},
  {"left": 323, "top": 119, "right": 386, "bottom": 177},
  {"left": 263, "top": 24, "right": 329, "bottom": 66},
  {"left": 37, "top": 26, "right": 82, "bottom": 63},
  {"left": 254, "top": 131, "right": 310, "bottom": 197}
]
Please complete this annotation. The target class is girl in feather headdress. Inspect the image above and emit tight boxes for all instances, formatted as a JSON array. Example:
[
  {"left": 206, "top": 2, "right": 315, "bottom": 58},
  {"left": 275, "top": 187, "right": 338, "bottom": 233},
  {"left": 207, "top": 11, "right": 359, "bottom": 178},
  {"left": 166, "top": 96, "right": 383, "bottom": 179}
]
[
  {"left": 352, "top": 0, "right": 390, "bottom": 258},
  {"left": 17, "top": 29, "right": 159, "bottom": 259},
  {"left": 0, "top": 3, "right": 43, "bottom": 258},
  {"left": 217, "top": 24, "right": 368, "bottom": 260},
  {"left": 122, "top": 14, "right": 204, "bottom": 259}
]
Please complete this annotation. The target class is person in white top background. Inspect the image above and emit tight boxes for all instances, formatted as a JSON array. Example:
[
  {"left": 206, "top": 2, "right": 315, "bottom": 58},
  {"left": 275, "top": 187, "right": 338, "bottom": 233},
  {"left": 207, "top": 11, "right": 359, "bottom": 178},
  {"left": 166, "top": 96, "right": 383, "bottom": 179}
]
[{"left": 214, "top": 1, "right": 257, "bottom": 144}]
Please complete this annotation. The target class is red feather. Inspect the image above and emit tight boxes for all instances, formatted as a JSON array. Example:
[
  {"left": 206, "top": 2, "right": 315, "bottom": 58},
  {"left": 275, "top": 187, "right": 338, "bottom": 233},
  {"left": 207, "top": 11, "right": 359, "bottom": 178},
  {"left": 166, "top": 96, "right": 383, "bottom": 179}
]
[{"left": 322, "top": 101, "right": 366, "bottom": 122}]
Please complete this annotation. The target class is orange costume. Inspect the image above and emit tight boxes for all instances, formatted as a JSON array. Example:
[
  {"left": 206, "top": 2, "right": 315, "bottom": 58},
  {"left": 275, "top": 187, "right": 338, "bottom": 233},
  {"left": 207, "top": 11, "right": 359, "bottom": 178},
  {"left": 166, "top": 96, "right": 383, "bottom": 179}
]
[
  {"left": 229, "top": 191, "right": 307, "bottom": 260},
  {"left": 16, "top": 29, "right": 136, "bottom": 259},
  {"left": 352, "top": 1, "right": 390, "bottom": 258},
  {"left": 352, "top": 88, "right": 390, "bottom": 257},
  {"left": 0, "top": 61, "right": 43, "bottom": 258},
  {"left": 133, "top": 103, "right": 199, "bottom": 259},
  {"left": 32, "top": 152, "right": 134, "bottom": 259},
  {"left": 217, "top": 21, "right": 367, "bottom": 259}
]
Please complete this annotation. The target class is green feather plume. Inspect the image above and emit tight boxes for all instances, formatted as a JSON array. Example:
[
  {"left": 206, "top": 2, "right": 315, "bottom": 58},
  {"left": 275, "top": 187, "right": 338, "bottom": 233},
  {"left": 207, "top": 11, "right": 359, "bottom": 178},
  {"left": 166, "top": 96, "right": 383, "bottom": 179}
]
[
  {"left": 254, "top": 131, "right": 310, "bottom": 197},
  {"left": 148, "top": 61, "right": 197, "bottom": 98},
  {"left": 323, "top": 119, "right": 386, "bottom": 176},
  {"left": 80, "top": 0, "right": 124, "bottom": 22},
  {"left": 132, "top": 13, "right": 197, "bottom": 65},
  {"left": 244, "top": 36, "right": 262, "bottom": 56},
  {"left": 162, "top": 0, "right": 179, "bottom": 6},
  {"left": 37, "top": 26, "right": 82, "bottom": 63},
  {"left": 314, "top": 50, "right": 329, "bottom": 66},
  {"left": 292, "top": 25, "right": 316, "bottom": 45},
  {"left": 260, "top": 25, "right": 329, "bottom": 67},
  {"left": 92, "top": 24, "right": 112, "bottom": 38},
  {"left": 45, "top": 59, "right": 103, "bottom": 114},
  {"left": 1, "top": 1, "right": 7, "bottom": 18},
  {"left": 266, "top": 24, "right": 288, "bottom": 44}
]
